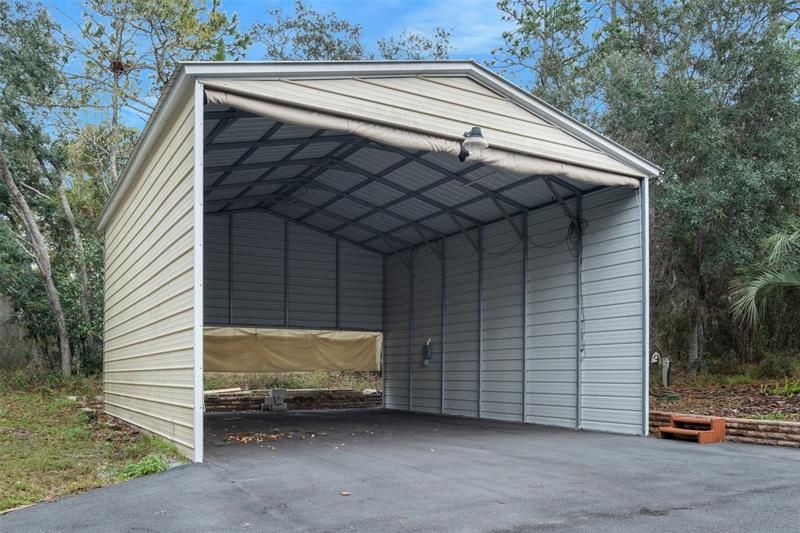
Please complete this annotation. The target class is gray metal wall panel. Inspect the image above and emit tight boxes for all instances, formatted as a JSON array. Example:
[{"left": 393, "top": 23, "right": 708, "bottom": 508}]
[
  {"left": 410, "top": 245, "right": 443, "bottom": 414},
  {"left": 288, "top": 224, "right": 336, "bottom": 328},
  {"left": 443, "top": 232, "right": 479, "bottom": 417},
  {"left": 384, "top": 254, "right": 410, "bottom": 409},
  {"left": 526, "top": 202, "right": 578, "bottom": 428},
  {"left": 481, "top": 217, "right": 525, "bottom": 421},
  {"left": 204, "top": 214, "right": 383, "bottom": 331},
  {"left": 339, "top": 242, "right": 383, "bottom": 330},
  {"left": 231, "top": 212, "right": 285, "bottom": 325},
  {"left": 332, "top": 187, "right": 643, "bottom": 436},
  {"left": 203, "top": 215, "right": 229, "bottom": 325},
  {"left": 579, "top": 188, "right": 643, "bottom": 435}
]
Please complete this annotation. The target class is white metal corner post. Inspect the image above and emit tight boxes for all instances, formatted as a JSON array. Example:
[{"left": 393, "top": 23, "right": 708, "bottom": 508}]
[
  {"left": 192, "top": 78, "right": 205, "bottom": 462},
  {"left": 640, "top": 177, "right": 650, "bottom": 436}
]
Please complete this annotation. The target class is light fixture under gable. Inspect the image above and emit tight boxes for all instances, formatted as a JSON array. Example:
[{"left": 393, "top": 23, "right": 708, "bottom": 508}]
[{"left": 459, "top": 126, "right": 489, "bottom": 161}]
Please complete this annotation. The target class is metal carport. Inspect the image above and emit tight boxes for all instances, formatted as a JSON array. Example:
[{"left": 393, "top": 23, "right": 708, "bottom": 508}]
[{"left": 97, "top": 61, "right": 659, "bottom": 462}]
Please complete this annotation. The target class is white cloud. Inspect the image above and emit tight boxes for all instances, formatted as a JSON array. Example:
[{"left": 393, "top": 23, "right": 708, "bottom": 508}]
[{"left": 390, "top": 0, "right": 513, "bottom": 58}]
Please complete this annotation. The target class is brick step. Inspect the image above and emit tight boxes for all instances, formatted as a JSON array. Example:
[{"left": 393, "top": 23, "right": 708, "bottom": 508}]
[
  {"left": 671, "top": 415, "right": 717, "bottom": 426},
  {"left": 660, "top": 427, "right": 705, "bottom": 437},
  {"left": 659, "top": 425, "right": 724, "bottom": 444}
]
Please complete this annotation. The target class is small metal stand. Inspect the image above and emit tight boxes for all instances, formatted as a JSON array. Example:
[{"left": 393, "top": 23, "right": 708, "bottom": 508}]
[{"left": 651, "top": 352, "right": 671, "bottom": 387}]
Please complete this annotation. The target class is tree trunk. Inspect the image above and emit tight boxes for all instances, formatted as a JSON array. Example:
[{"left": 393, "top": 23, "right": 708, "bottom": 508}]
[
  {"left": 687, "top": 304, "right": 705, "bottom": 373},
  {"left": 55, "top": 178, "right": 93, "bottom": 360},
  {"left": 0, "top": 148, "right": 72, "bottom": 375},
  {"left": 108, "top": 72, "right": 121, "bottom": 187}
]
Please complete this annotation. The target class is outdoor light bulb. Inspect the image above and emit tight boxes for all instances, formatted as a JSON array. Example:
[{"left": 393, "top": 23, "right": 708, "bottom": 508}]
[{"left": 462, "top": 126, "right": 489, "bottom": 151}]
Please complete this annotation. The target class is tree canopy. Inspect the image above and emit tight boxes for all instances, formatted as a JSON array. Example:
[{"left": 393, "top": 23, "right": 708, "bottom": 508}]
[{"left": 1, "top": 0, "right": 798, "bottom": 375}]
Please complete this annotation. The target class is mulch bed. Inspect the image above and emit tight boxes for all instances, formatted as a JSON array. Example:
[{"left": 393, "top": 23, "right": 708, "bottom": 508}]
[{"left": 650, "top": 384, "right": 800, "bottom": 420}]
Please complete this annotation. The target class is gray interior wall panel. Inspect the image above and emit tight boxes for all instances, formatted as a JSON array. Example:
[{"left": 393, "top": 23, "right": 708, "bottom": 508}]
[
  {"left": 481, "top": 216, "right": 525, "bottom": 421},
  {"left": 203, "top": 214, "right": 383, "bottom": 331},
  {"left": 288, "top": 224, "right": 336, "bottom": 328},
  {"left": 204, "top": 186, "right": 644, "bottom": 435},
  {"left": 203, "top": 215, "right": 229, "bottom": 325},
  {"left": 579, "top": 188, "right": 643, "bottom": 434},
  {"left": 410, "top": 245, "right": 443, "bottom": 413},
  {"left": 339, "top": 242, "right": 383, "bottom": 330},
  {"left": 526, "top": 202, "right": 578, "bottom": 428},
  {"left": 443, "top": 232, "right": 479, "bottom": 417},
  {"left": 383, "top": 254, "right": 411, "bottom": 409},
  {"left": 231, "top": 212, "right": 285, "bottom": 325}
]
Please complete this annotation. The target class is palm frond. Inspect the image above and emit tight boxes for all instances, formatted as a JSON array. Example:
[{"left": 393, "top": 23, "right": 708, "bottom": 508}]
[
  {"left": 730, "top": 268, "right": 800, "bottom": 328},
  {"left": 766, "top": 220, "right": 800, "bottom": 266}
]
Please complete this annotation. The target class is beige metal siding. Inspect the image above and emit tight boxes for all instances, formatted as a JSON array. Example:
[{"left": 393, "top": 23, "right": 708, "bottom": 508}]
[
  {"left": 203, "top": 76, "right": 645, "bottom": 177},
  {"left": 103, "top": 92, "right": 196, "bottom": 458}
]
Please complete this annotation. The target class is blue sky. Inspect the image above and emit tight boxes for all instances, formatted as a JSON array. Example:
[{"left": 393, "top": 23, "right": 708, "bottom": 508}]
[
  {"left": 46, "top": 0, "right": 514, "bottom": 128},
  {"left": 50, "top": 0, "right": 512, "bottom": 62},
  {"left": 240, "top": 0, "right": 512, "bottom": 61}
]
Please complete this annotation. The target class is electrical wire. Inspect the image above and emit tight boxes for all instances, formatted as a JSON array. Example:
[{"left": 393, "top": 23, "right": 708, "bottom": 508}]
[{"left": 479, "top": 216, "right": 588, "bottom": 258}]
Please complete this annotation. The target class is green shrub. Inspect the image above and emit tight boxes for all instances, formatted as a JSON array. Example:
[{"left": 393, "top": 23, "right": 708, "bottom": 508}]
[
  {"left": 765, "top": 379, "right": 800, "bottom": 397},
  {"left": 119, "top": 455, "right": 168, "bottom": 480},
  {"left": 757, "top": 354, "right": 797, "bottom": 379}
]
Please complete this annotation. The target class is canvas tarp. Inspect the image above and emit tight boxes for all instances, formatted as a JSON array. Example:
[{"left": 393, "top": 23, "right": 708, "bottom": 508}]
[
  {"left": 204, "top": 327, "right": 382, "bottom": 372},
  {"left": 202, "top": 81, "right": 640, "bottom": 189}
]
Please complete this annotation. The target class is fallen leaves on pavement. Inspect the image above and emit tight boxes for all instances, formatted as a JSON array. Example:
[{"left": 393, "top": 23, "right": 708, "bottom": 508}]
[{"left": 225, "top": 432, "right": 283, "bottom": 444}]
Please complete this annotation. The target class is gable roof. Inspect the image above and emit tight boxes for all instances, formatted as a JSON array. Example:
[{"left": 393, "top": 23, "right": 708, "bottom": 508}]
[{"left": 99, "top": 61, "right": 660, "bottom": 230}]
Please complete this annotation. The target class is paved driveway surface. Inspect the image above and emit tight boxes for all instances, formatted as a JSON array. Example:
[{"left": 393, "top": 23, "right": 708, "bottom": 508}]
[{"left": 2, "top": 409, "right": 799, "bottom": 532}]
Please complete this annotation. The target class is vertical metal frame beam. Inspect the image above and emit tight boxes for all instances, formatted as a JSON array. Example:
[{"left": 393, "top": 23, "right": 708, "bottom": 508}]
[
  {"left": 335, "top": 239, "right": 341, "bottom": 329},
  {"left": 191, "top": 80, "right": 205, "bottom": 463},
  {"left": 227, "top": 214, "right": 234, "bottom": 325},
  {"left": 408, "top": 249, "right": 414, "bottom": 411},
  {"left": 284, "top": 219, "right": 289, "bottom": 327},
  {"left": 521, "top": 212, "right": 528, "bottom": 423},
  {"left": 575, "top": 195, "right": 583, "bottom": 429},
  {"left": 440, "top": 238, "right": 446, "bottom": 415},
  {"left": 381, "top": 255, "right": 387, "bottom": 408},
  {"left": 640, "top": 178, "right": 651, "bottom": 436},
  {"left": 477, "top": 226, "right": 484, "bottom": 419}
]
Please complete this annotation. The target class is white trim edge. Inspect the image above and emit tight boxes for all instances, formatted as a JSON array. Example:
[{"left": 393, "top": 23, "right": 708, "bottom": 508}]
[
  {"left": 192, "top": 79, "right": 205, "bottom": 462},
  {"left": 641, "top": 177, "right": 650, "bottom": 436}
]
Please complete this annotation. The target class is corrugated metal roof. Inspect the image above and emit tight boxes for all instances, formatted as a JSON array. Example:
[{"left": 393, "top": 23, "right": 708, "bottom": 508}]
[{"left": 202, "top": 107, "right": 604, "bottom": 256}]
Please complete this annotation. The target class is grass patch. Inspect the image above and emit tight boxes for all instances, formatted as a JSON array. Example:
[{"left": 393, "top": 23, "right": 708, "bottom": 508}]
[
  {"left": 119, "top": 455, "right": 169, "bottom": 479},
  {"left": 204, "top": 370, "right": 381, "bottom": 392},
  {"left": 738, "top": 413, "right": 798, "bottom": 421},
  {"left": 675, "top": 370, "right": 759, "bottom": 388},
  {"left": 0, "top": 373, "right": 184, "bottom": 513}
]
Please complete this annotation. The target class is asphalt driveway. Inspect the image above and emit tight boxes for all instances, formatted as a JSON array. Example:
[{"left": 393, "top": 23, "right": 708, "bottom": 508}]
[{"left": 2, "top": 409, "right": 799, "bottom": 532}]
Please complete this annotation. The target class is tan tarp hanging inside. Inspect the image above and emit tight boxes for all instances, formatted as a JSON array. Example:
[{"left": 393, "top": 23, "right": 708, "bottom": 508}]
[
  {"left": 204, "top": 327, "right": 382, "bottom": 372},
  {"left": 203, "top": 81, "right": 640, "bottom": 189}
]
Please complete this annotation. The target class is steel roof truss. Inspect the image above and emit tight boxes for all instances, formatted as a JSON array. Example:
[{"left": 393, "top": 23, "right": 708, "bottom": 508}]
[
  {"left": 207, "top": 122, "right": 283, "bottom": 191},
  {"left": 205, "top": 133, "right": 362, "bottom": 152},
  {"left": 544, "top": 177, "right": 576, "bottom": 220}
]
